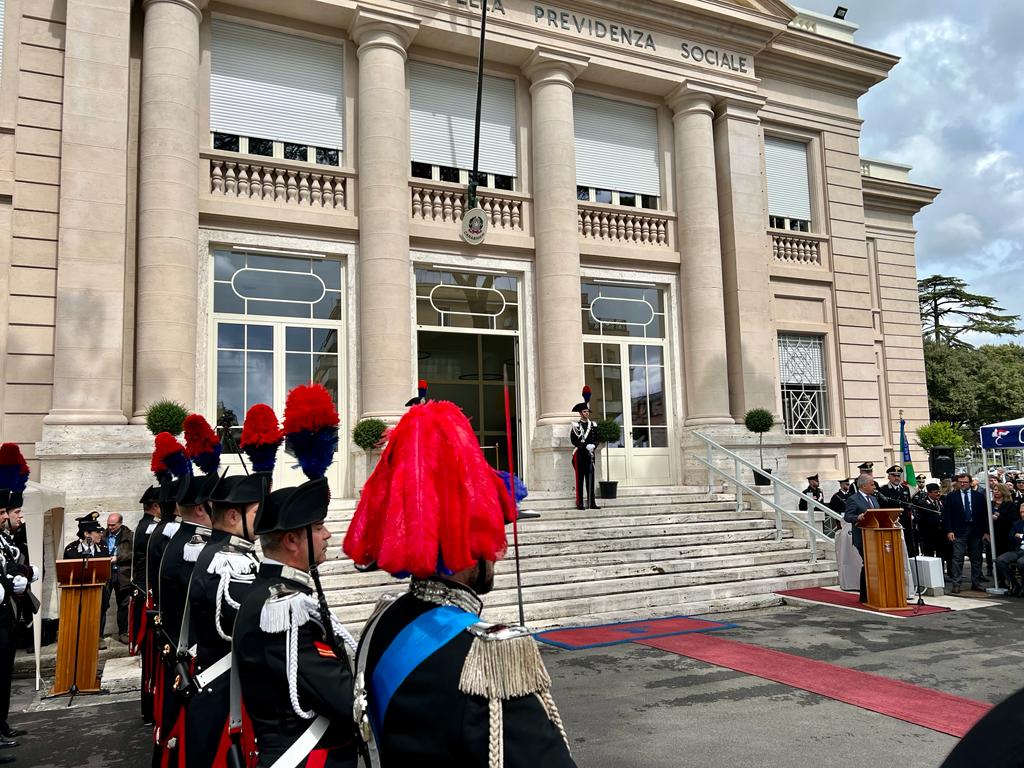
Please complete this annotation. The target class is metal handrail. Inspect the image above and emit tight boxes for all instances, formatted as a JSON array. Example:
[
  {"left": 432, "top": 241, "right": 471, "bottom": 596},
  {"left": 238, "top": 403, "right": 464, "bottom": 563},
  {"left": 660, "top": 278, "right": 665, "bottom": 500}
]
[
  {"left": 692, "top": 431, "right": 840, "bottom": 565},
  {"left": 694, "top": 431, "right": 843, "bottom": 522}
]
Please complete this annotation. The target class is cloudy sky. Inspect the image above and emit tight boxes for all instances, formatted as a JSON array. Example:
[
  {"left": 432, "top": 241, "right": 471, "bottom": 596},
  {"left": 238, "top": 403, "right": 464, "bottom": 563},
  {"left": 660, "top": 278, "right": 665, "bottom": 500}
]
[{"left": 794, "top": 0, "right": 1024, "bottom": 346}]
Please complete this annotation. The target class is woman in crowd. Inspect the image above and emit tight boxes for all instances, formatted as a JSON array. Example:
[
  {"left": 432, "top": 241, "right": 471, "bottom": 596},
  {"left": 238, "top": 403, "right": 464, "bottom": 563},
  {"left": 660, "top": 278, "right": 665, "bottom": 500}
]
[{"left": 991, "top": 483, "right": 1019, "bottom": 558}]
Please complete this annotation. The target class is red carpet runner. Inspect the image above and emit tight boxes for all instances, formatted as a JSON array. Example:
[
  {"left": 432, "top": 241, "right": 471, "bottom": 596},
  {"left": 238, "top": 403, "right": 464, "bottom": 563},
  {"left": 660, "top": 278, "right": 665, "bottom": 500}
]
[
  {"left": 778, "top": 586, "right": 951, "bottom": 616},
  {"left": 638, "top": 633, "right": 991, "bottom": 737}
]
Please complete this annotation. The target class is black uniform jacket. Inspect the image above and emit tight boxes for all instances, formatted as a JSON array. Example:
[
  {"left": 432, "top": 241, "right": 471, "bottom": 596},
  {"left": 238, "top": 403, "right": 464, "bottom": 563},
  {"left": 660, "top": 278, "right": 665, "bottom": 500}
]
[
  {"left": 233, "top": 563, "right": 358, "bottom": 768},
  {"left": 62, "top": 540, "right": 110, "bottom": 558},
  {"left": 569, "top": 420, "right": 595, "bottom": 453},
  {"left": 184, "top": 530, "right": 260, "bottom": 768},
  {"left": 798, "top": 485, "right": 824, "bottom": 512},
  {"left": 147, "top": 519, "right": 176, "bottom": 606},
  {"left": 132, "top": 513, "right": 158, "bottom": 593},
  {"left": 157, "top": 520, "right": 210, "bottom": 649},
  {"left": 362, "top": 583, "right": 576, "bottom": 768}
]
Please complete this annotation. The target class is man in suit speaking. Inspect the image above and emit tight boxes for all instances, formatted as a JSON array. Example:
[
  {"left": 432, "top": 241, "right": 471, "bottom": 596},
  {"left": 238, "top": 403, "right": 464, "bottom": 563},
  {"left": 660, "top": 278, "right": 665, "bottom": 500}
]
[
  {"left": 844, "top": 474, "right": 879, "bottom": 603},
  {"left": 943, "top": 472, "right": 990, "bottom": 594}
]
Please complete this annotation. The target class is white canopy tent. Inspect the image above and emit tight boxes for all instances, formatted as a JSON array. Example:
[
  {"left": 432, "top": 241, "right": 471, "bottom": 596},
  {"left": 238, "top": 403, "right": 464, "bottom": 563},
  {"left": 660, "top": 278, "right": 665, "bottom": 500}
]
[
  {"left": 19, "top": 480, "right": 66, "bottom": 690},
  {"left": 979, "top": 417, "right": 1024, "bottom": 593}
]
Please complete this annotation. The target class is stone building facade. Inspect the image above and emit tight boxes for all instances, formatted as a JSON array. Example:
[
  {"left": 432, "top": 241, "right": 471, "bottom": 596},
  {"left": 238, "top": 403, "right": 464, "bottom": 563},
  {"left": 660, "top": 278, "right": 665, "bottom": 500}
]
[{"left": 0, "top": 0, "right": 938, "bottom": 514}]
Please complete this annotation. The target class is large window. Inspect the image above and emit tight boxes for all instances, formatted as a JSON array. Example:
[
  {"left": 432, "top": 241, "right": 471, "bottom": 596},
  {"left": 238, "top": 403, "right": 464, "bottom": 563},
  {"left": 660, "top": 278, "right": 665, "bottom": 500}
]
[
  {"left": 574, "top": 94, "right": 661, "bottom": 210},
  {"left": 408, "top": 62, "right": 517, "bottom": 191},
  {"left": 212, "top": 249, "right": 342, "bottom": 440},
  {"left": 415, "top": 268, "right": 519, "bottom": 332},
  {"left": 210, "top": 20, "right": 344, "bottom": 167},
  {"left": 778, "top": 334, "right": 829, "bottom": 435},
  {"left": 764, "top": 136, "right": 812, "bottom": 232}
]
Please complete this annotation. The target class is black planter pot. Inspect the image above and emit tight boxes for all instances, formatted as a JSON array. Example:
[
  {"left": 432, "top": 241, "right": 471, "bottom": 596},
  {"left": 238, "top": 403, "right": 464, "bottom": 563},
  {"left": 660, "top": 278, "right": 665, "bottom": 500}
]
[
  {"left": 599, "top": 480, "right": 618, "bottom": 499},
  {"left": 753, "top": 467, "right": 773, "bottom": 486}
]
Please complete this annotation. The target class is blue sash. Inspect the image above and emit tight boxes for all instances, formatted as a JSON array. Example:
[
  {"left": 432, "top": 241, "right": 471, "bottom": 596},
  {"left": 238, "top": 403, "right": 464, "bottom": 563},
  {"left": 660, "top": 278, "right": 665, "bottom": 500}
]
[{"left": 369, "top": 605, "right": 479, "bottom": 737}]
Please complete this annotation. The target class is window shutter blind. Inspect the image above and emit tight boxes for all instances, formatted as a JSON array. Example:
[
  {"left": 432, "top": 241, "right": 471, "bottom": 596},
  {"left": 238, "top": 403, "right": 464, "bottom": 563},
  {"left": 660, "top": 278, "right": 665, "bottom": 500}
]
[
  {"left": 0, "top": 0, "right": 5, "bottom": 77},
  {"left": 764, "top": 137, "right": 811, "bottom": 221},
  {"left": 408, "top": 62, "right": 517, "bottom": 178},
  {"left": 210, "top": 20, "right": 344, "bottom": 150},
  {"left": 574, "top": 93, "right": 660, "bottom": 197}
]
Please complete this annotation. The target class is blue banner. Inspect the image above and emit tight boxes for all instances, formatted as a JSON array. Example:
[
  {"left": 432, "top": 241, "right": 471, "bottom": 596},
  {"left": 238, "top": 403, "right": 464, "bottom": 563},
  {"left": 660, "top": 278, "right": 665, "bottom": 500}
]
[{"left": 980, "top": 419, "right": 1024, "bottom": 449}]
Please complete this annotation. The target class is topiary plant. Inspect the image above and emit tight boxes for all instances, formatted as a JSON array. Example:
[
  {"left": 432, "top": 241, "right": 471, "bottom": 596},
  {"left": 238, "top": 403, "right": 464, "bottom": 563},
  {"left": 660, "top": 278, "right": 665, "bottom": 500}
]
[
  {"left": 594, "top": 419, "right": 622, "bottom": 481},
  {"left": 352, "top": 418, "right": 388, "bottom": 451},
  {"left": 145, "top": 399, "right": 189, "bottom": 437},
  {"left": 743, "top": 407, "right": 775, "bottom": 468}
]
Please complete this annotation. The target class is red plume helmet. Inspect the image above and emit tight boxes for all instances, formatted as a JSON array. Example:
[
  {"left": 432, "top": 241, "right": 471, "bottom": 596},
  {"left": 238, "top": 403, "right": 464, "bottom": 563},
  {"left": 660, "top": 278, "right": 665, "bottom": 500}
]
[
  {"left": 183, "top": 414, "right": 222, "bottom": 475},
  {"left": 343, "top": 400, "right": 514, "bottom": 578}
]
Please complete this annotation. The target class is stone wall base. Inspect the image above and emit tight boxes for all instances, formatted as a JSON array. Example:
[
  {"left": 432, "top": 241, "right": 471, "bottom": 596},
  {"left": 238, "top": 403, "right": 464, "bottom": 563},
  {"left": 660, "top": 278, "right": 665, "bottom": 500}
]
[{"left": 528, "top": 422, "right": 577, "bottom": 494}]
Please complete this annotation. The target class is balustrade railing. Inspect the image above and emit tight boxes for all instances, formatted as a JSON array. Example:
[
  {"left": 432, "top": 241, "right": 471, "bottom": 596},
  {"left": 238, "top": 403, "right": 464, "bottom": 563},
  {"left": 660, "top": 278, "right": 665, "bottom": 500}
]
[
  {"left": 578, "top": 203, "right": 672, "bottom": 247},
  {"left": 204, "top": 151, "right": 351, "bottom": 210},
  {"left": 769, "top": 230, "right": 825, "bottom": 266},
  {"left": 410, "top": 180, "right": 525, "bottom": 231}
]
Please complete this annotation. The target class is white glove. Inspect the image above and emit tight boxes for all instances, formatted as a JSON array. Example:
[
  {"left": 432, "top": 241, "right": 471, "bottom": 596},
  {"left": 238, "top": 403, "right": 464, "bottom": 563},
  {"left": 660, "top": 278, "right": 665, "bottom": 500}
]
[
  {"left": 31, "top": 565, "right": 40, "bottom": 582},
  {"left": 0, "top": 582, "right": 5, "bottom": 603},
  {"left": 12, "top": 575, "right": 27, "bottom": 594},
  {"left": 587, "top": 443, "right": 596, "bottom": 453}
]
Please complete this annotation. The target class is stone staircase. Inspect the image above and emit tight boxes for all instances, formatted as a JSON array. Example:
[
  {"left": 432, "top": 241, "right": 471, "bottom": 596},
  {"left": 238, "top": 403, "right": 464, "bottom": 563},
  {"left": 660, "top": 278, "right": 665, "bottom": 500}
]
[{"left": 321, "top": 486, "right": 837, "bottom": 631}]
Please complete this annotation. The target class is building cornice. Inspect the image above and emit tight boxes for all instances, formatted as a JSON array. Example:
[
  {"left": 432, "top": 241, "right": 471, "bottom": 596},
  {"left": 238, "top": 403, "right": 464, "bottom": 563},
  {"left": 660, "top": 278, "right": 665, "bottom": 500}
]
[
  {"left": 758, "top": 27, "right": 899, "bottom": 98},
  {"left": 861, "top": 176, "right": 941, "bottom": 218}
]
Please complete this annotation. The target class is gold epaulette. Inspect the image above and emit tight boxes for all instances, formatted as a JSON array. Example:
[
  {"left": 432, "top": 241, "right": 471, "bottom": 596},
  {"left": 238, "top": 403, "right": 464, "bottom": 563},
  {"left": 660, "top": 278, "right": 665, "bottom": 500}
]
[{"left": 458, "top": 621, "right": 551, "bottom": 700}]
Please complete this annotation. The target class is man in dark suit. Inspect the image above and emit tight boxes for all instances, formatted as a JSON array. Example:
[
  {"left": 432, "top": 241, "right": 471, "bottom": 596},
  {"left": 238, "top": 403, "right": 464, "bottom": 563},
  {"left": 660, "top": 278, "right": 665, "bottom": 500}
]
[
  {"left": 943, "top": 472, "right": 990, "bottom": 593},
  {"left": 844, "top": 474, "right": 880, "bottom": 602},
  {"left": 102, "top": 513, "right": 134, "bottom": 643}
]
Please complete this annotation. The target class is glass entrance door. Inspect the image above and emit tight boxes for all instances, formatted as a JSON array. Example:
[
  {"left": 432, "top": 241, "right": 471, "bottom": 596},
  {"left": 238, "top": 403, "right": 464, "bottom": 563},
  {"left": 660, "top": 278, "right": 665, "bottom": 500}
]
[
  {"left": 414, "top": 267, "right": 522, "bottom": 472},
  {"left": 581, "top": 281, "right": 673, "bottom": 486},
  {"left": 211, "top": 249, "right": 345, "bottom": 496}
]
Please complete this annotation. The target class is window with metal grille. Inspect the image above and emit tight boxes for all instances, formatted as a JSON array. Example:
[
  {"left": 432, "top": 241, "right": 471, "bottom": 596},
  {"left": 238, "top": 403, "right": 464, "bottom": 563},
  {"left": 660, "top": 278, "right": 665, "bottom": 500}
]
[{"left": 778, "top": 334, "right": 828, "bottom": 435}]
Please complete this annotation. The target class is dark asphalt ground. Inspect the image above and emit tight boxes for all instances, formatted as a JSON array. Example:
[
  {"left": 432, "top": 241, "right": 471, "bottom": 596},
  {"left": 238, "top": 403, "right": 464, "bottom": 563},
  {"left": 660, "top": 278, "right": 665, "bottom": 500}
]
[{"left": 5, "top": 596, "right": 1022, "bottom": 767}]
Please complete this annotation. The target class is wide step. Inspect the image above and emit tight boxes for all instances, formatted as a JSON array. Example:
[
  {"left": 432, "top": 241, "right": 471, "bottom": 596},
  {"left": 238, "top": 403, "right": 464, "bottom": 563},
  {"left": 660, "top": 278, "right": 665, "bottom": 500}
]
[{"left": 325, "top": 490, "right": 837, "bottom": 631}]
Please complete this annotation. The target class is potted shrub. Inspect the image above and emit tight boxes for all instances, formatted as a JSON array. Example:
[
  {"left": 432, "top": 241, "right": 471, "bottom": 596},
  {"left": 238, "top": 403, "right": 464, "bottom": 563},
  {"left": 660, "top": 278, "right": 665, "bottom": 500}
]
[
  {"left": 743, "top": 407, "right": 775, "bottom": 486},
  {"left": 145, "top": 399, "right": 188, "bottom": 436},
  {"left": 594, "top": 418, "right": 622, "bottom": 499},
  {"left": 352, "top": 418, "right": 388, "bottom": 452}
]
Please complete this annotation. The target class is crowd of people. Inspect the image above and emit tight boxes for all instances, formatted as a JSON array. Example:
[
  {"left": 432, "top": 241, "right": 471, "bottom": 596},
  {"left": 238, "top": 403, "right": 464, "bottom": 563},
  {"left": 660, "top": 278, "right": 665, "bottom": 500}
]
[
  {"left": 804, "top": 462, "right": 1024, "bottom": 599},
  {"left": 0, "top": 386, "right": 576, "bottom": 767}
]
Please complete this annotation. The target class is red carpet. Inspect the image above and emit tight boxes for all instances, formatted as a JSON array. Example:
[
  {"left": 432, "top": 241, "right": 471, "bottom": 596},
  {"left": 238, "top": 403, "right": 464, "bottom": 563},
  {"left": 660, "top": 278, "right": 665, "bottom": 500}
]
[
  {"left": 778, "top": 586, "right": 950, "bottom": 616},
  {"left": 639, "top": 633, "right": 990, "bottom": 737},
  {"left": 535, "top": 616, "right": 734, "bottom": 649}
]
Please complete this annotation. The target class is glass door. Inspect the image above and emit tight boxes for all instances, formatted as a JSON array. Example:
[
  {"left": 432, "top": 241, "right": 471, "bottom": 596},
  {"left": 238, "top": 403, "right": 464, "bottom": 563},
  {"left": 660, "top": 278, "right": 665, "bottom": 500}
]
[
  {"left": 582, "top": 281, "right": 673, "bottom": 486},
  {"left": 211, "top": 249, "right": 345, "bottom": 497}
]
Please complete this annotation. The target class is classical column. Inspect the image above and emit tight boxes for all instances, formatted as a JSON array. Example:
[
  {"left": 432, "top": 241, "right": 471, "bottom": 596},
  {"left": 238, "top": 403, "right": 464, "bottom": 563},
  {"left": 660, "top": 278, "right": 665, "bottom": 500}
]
[
  {"left": 131, "top": 0, "right": 203, "bottom": 419},
  {"left": 45, "top": 0, "right": 133, "bottom": 425},
  {"left": 524, "top": 48, "right": 588, "bottom": 426},
  {"left": 351, "top": 7, "right": 419, "bottom": 421},
  {"left": 668, "top": 87, "right": 733, "bottom": 425},
  {"left": 714, "top": 96, "right": 778, "bottom": 417}
]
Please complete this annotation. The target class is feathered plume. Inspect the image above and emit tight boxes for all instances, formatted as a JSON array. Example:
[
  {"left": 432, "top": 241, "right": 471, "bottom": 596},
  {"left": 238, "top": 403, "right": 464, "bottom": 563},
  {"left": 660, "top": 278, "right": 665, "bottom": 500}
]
[
  {"left": 240, "top": 404, "right": 283, "bottom": 473},
  {"left": 344, "top": 401, "right": 513, "bottom": 578},
  {"left": 496, "top": 470, "right": 528, "bottom": 507},
  {"left": 283, "top": 384, "right": 339, "bottom": 481},
  {"left": 183, "top": 414, "right": 222, "bottom": 475},
  {"left": 152, "top": 432, "right": 191, "bottom": 481},
  {"left": 0, "top": 443, "right": 30, "bottom": 493},
  {"left": 582, "top": 385, "right": 592, "bottom": 404},
  {"left": 418, "top": 379, "right": 428, "bottom": 399}
]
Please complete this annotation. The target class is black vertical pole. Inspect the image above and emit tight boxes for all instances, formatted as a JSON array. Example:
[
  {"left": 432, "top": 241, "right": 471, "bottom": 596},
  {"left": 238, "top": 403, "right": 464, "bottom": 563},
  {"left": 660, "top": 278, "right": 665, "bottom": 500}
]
[{"left": 468, "top": 1, "right": 488, "bottom": 208}]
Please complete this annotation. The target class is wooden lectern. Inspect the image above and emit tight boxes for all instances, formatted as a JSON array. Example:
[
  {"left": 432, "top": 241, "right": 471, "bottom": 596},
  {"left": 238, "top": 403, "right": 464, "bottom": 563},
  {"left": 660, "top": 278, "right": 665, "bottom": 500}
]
[
  {"left": 51, "top": 557, "right": 111, "bottom": 695},
  {"left": 859, "top": 508, "right": 907, "bottom": 611}
]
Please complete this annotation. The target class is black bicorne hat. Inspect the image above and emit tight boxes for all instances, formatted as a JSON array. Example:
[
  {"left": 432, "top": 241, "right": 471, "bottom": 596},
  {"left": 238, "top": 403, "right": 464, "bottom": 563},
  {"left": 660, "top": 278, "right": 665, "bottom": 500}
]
[
  {"left": 572, "top": 385, "right": 593, "bottom": 414},
  {"left": 254, "top": 477, "right": 329, "bottom": 535},
  {"left": 139, "top": 486, "right": 161, "bottom": 506},
  {"left": 211, "top": 472, "right": 271, "bottom": 507},
  {"left": 7, "top": 491, "right": 22, "bottom": 510},
  {"left": 0, "top": 489, "right": 9, "bottom": 510},
  {"left": 806, "top": 474, "right": 819, "bottom": 482},
  {"left": 178, "top": 472, "right": 220, "bottom": 507},
  {"left": 405, "top": 379, "right": 429, "bottom": 408}
]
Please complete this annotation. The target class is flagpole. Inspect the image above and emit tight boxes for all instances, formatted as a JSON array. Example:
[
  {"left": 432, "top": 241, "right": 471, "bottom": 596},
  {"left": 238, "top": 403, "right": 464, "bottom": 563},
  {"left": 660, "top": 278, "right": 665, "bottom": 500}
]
[{"left": 468, "top": 0, "right": 488, "bottom": 209}]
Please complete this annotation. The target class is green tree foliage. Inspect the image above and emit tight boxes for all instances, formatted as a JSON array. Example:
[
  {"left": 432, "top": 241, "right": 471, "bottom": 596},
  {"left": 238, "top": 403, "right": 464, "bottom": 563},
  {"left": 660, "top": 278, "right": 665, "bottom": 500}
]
[
  {"left": 145, "top": 399, "right": 188, "bottom": 436},
  {"left": 743, "top": 408, "right": 774, "bottom": 468},
  {"left": 923, "top": 340, "right": 1024, "bottom": 437},
  {"left": 352, "top": 418, "right": 388, "bottom": 451},
  {"left": 915, "top": 421, "right": 967, "bottom": 453},
  {"left": 919, "top": 274, "right": 1021, "bottom": 347}
]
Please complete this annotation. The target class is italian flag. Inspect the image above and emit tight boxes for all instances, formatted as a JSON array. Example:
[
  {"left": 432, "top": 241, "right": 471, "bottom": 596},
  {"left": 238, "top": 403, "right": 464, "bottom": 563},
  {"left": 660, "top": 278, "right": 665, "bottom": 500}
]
[{"left": 900, "top": 417, "right": 916, "bottom": 491}]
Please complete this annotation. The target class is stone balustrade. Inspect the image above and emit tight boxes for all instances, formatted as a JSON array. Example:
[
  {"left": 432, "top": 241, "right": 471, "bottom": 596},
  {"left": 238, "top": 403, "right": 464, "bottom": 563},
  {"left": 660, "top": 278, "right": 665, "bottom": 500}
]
[
  {"left": 577, "top": 203, "right": 672, "bottom": 247},
  {"left": 409, "top": 180, "right": 526, "bottom": 231},
  {"left": 204, "top": 150, "right": 351, "bottom": 210},
  {"left": 769, "top": 230, "right": 825, "bottom": 266}
]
